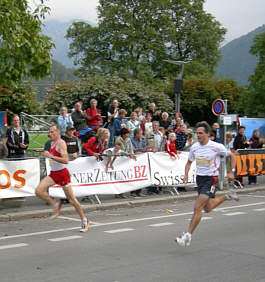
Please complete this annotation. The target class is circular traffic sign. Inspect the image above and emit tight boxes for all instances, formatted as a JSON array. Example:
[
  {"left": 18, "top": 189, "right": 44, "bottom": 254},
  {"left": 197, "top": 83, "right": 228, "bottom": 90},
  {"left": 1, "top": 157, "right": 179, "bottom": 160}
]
[{"left": 212, "top": 99, "right": 224, "bottom": 116}]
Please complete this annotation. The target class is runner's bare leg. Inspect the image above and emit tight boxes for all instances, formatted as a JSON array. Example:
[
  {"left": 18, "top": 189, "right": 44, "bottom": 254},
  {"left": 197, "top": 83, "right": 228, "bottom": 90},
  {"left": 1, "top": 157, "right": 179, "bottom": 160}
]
[
  {"left": 35, "top": 176, "right": 57, "bottom": 206},
  {"left": 203, "top": 195, "right": 227, "bottom": 213},
  {"left": 62, "top": 185, "right": 86, "bottom": 221},
  {"left": 188, "top": 195, "right": 209, "bottom": 234}
]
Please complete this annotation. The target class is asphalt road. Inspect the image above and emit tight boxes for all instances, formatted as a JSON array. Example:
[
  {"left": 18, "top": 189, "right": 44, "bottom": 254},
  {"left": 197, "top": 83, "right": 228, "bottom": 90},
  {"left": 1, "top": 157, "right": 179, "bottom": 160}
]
[{"left": 0, "top": 190, "right": 265, "bottom": 282}]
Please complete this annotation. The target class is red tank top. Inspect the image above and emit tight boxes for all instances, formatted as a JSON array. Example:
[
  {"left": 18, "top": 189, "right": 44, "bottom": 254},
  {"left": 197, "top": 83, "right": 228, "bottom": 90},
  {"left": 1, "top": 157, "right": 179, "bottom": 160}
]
[{"left": 49, "top": 141, "right": 62, "bottom": 157}]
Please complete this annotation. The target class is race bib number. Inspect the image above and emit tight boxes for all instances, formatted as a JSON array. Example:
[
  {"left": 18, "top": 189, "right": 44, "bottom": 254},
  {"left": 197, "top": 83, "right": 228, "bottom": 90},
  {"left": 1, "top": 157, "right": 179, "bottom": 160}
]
[{"left": 196, "top": 158, "right": 210, "bottom": 167}]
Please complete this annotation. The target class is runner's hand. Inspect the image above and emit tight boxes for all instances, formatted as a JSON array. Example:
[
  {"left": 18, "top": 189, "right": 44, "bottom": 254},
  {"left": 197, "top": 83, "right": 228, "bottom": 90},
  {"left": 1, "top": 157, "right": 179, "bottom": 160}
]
[{"left": 227, "top": 171, "right": 234, "bottom": 181}]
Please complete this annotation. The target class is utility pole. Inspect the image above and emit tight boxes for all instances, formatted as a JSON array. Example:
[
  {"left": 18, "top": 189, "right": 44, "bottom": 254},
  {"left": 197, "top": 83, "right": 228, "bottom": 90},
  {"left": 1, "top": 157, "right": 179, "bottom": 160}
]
[{"left": 164, "top": 60, "right": 191, "bottom": 112}]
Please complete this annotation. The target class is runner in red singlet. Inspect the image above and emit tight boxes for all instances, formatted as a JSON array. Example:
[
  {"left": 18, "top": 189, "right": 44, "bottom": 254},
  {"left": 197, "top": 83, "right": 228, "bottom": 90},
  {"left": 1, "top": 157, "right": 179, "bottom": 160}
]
[{"left": 35, "top": 125, "right": 89, "bottom": 232}]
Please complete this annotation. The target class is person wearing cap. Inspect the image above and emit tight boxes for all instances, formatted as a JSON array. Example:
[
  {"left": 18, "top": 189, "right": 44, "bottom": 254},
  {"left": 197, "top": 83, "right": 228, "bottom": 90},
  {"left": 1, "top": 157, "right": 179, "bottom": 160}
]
[
  {"left": 61, "top": 125, "right": 79, "bottom": 160},
  {"left": 57, "top": 107, "right": 74, "bottom": 136}
]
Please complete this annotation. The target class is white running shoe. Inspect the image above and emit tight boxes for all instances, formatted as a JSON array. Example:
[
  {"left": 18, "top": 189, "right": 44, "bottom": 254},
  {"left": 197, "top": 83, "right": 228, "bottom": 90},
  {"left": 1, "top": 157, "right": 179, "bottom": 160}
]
[
  {"left": 80, "top": 218, "right": 89, "bottom": 233},
  {"left": 175, "top": 232, "right": 192, "bottom": 247},
  {"left": 226, "top": 190, "right": 239, "bottom": 201}
]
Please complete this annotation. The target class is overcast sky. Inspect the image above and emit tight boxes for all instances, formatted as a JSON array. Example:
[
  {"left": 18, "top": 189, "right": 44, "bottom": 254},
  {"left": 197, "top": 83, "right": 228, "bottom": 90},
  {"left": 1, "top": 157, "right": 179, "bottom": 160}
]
[{"left": 31, "top": 0, "right": 265, "bottom": 43}]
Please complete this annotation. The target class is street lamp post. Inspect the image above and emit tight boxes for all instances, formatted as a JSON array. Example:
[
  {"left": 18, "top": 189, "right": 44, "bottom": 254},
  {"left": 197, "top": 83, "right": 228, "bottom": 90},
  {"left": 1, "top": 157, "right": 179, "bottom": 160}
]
[{"left": 164, "top": 60, "right": 191, "bottom": 112}]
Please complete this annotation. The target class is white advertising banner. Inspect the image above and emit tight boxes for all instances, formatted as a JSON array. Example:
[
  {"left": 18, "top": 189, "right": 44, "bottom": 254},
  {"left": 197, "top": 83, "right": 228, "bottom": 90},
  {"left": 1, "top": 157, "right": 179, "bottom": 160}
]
[
  {"left": 47, "top": 153, "right": 152, "bottom": 198},
  {"left": 0, "top": 159, "right": 40, "bottom": 199},
  {"left": 148, "top": 152, "right": 197, "bottom": 187}
]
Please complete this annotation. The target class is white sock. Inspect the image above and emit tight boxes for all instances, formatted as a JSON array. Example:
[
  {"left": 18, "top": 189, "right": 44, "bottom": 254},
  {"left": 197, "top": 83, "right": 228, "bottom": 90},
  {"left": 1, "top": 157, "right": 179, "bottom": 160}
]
[
  {"left": 186, "top": 232, "right": 192, "bottom": 238},
  {"left": 82, "top": 218, "right": 88, "bottom": 224}
]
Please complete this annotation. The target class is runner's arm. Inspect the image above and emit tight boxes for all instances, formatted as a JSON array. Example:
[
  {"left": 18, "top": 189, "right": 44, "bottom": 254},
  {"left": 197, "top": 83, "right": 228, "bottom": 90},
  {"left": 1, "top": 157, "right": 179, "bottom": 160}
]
[
  {"left": 184, "top": 160, "right": 192, "bottom": 183},
  {"left": 227, "top": 151, "right": 236, "bottom": 181},
  {"left": 45, "top": 141, "right": 69, "bottom": 164}
]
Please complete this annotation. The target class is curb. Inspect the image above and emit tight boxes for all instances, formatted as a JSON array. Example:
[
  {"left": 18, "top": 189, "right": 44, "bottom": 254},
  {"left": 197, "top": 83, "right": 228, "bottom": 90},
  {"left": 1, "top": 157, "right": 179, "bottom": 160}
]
[{"left": 0, "top": 186, "right": 264, "bottom": 222}]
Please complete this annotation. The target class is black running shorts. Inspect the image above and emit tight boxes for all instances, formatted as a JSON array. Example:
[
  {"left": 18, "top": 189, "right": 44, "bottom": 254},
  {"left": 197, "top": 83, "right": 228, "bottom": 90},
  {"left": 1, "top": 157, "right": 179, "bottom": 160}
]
[{"left": 196, "top": 175, "right": 218, "bottom": 198}]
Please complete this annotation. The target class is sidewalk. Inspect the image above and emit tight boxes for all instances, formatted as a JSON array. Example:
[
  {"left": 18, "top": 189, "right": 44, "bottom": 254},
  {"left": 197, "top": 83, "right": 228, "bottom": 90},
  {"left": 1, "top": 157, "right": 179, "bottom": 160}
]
[{"left": 1, "top": 183, "right": 265, "bottom": 222}]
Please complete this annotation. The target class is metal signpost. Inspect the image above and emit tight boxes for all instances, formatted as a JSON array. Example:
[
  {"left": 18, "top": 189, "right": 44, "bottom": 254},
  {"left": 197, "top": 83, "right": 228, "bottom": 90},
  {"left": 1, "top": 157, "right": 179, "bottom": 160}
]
[{"left": 212, "top": 99, "right": 231, "bottom": 190}]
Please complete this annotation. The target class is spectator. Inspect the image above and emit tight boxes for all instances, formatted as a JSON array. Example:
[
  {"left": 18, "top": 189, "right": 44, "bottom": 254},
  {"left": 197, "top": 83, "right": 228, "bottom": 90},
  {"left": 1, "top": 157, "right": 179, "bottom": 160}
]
[
  {"left": 128, "top": 112, "right": 140, "bottom": 137},
  {"left": 105, "top": 140, "right": 125, "bottom": 172},
  {"left": 146, "top": 121, "right": 165, "bottom": 152},
  {"left": 0, "top": 131, "right": 8, "bottom": 159},
  {"left": 170, "top": 112, "right": 184, "bottom": 131},
  {"left": 57, "top": 107, "right": 74, "bottom": 136},
  {"left": 131, "top": 128, "right": 148, "bottom": 153},
  {"left": 233, "top": 125, "right": 249, "bottom": 186},
  {"left": 83, "top": 128, "right": 109, "bottom": 159},
  {"left": 159, "top": 112, "right": 171, "bottom": 134},
  {"left": 71, "top": 102, "right": 89, "bottom": 132},
  {"left": 233, "top": 126, "right": 249, "bottom": 150},
  {"left": 147, "top": 103, "right": 161, "bottom": 121},
  {"left": 115, "top": 128, "right": 136, "bottom": 199},
  {"left": 135, "top": 107, "right": 145, "bottom": 122},
  {"left": 184, "top": 129, "right": 194, "bottom": 151},
  {"left": 143, "top": 112, "right": 153, "bottom": 136},
  {"left": 5, "top": 114, "right": 29, "bottom": 158},
  {"left": 115, "top": 128, "right": 136, "bottom": 159},
  {"left": 86, "top": 99, "right": 102, "bottom": 129},
  {"left": 225, "top": 133, "right": 234, "bottom": 151},
  {"left": 110, "top": 109, "right": 128, "bottom": 147},
  {"left": 210, "top": 122, "right": 221, "bottom": 142},
  {"left": 62, "top": 125, "right": 79, "bottom": 160},
  {"left": 107, "top": 99, "right": 119, "bottom": 125},
  {"left": 175, "top": 124, "right": 188, "bottom": 151},
  {"left": 248, "top": 129, "right": 264, "bottom": 185},
  {"left": 165, "top": 132, "right": 179, "bottom": 159}
]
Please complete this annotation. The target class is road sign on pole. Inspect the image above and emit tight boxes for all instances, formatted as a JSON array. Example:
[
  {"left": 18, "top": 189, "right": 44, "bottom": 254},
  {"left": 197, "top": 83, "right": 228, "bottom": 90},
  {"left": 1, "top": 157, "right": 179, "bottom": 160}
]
[{"left": 212, "top": 99, "right": 225, "bottom": 116}]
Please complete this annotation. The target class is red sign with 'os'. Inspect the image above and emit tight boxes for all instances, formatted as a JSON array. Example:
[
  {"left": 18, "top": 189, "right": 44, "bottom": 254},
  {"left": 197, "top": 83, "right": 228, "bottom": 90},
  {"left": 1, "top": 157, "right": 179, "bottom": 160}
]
[{"left": 212, "top": 99, "right": 225, "bottom": 116}]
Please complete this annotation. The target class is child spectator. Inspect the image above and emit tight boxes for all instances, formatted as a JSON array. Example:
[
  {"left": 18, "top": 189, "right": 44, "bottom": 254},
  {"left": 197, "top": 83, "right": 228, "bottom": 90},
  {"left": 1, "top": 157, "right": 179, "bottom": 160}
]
[{"left": 165, "top": 132, "right": 179, "bottom": 159}]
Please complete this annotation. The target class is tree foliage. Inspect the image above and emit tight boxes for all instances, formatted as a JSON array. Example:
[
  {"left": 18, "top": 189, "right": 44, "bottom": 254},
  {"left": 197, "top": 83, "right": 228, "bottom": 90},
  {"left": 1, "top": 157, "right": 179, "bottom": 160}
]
[
  {"left": 66, "top": 0, "right": 226, "bottom": 80},
  {"left": 43, "top": 75, "right": 174, "bottom": 115},
  {"left": 180, "top": 77, "right": 245, "bottom": 125},
  {"left": 0, "top": 0, "right": 54, "bottom": 85},
  {"left": 242, "top": 31, "right": 265, "bottom": 116},
  {"left": 0, "top": 83, "right": 41, "bottom": 116}
]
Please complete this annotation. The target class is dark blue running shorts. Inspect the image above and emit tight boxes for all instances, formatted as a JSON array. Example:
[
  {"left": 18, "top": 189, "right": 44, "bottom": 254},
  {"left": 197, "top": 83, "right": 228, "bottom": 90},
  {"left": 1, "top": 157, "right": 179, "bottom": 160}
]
[{"left": 196, "top": 175, "right": 218, "bottom": 198}]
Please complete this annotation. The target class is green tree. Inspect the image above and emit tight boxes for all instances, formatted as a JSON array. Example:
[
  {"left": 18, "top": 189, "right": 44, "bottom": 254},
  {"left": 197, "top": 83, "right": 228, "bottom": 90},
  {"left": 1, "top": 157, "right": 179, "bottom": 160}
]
[
  {"left": 43, "top": 75, "right": 173, "bottom": 115},
  {"left": 0, "top": 0, "right": 54, "bottom": 85},
  {"left": 66, "top": 0, "right": 226, "bottom": 80},
  {"left": 180, "top": 77, "right": 244, "bottom": 125},
  {"left": 244, "top": 32, "right": 265, "bottom": 116},
  {"left": 0, "top": 83, "right": 41, "bottom": 117}
]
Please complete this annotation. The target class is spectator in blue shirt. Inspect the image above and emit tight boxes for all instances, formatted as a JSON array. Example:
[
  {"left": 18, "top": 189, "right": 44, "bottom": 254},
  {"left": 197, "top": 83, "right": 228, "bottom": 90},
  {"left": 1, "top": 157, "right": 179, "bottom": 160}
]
[
  {"left": 57, "top": 107, "right": 74, "bottom": 136},
  {"left": 108, "top": 109, "right": 128, "bottom": 147},
  {"left": 131, "top": 128, "right": 149, "bottom": 153}
]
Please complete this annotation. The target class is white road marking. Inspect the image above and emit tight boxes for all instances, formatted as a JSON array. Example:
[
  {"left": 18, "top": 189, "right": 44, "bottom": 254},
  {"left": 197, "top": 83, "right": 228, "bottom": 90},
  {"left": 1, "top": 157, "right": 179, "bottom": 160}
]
[
  {"left": 224, "top": 212, "right": 246, "bottom": 216},
  {"left": 0, "top": 243, "right": 28, "bottom": 250},
  {"left": 1, "top": 201, "right": 264, "bottom": 241},
  {"left": 48, "top": 235, "right": 82, "bottom": 242},
  {"left": 185, "top": 217, "right": 213, "bottom": 221},
  {"left": 149, "top": 222, "right": 175, "bottom": 227},
  {"left": 104, "top": 228, "right": 134, "bottom": 234},
  {"left": 58, "top": 216, "right": 80, "bottom": 222},
  {"left": 241, "top": 195, "right": 265, "bottom": 198},
  {"left": 253, "top": 208, "right": 265, "bottom": 211},
  {"left": 214, "top": 202, "right": 265, "bottom": 212},
  {"left": 58, "top": 216, "right": 101, "bottom": 225}
]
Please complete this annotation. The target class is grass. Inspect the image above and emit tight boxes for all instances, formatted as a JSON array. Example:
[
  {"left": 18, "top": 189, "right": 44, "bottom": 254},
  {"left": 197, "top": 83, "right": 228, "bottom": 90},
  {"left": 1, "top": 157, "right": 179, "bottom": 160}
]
[{"left": 28, "top": 133, "right": 49, "bottom": 149}]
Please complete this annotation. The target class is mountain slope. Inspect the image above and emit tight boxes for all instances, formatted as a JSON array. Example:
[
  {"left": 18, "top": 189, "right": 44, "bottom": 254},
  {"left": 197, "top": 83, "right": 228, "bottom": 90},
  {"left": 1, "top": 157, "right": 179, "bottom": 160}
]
[{"left": 216, "top": 25, "right": 265, "bottom": 85}]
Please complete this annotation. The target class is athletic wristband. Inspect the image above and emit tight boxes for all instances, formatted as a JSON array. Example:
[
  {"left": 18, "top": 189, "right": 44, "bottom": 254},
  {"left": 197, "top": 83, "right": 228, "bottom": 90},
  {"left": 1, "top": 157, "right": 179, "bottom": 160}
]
[{"left": 231, "top": 168, "right": 236, "bottom": 173}]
